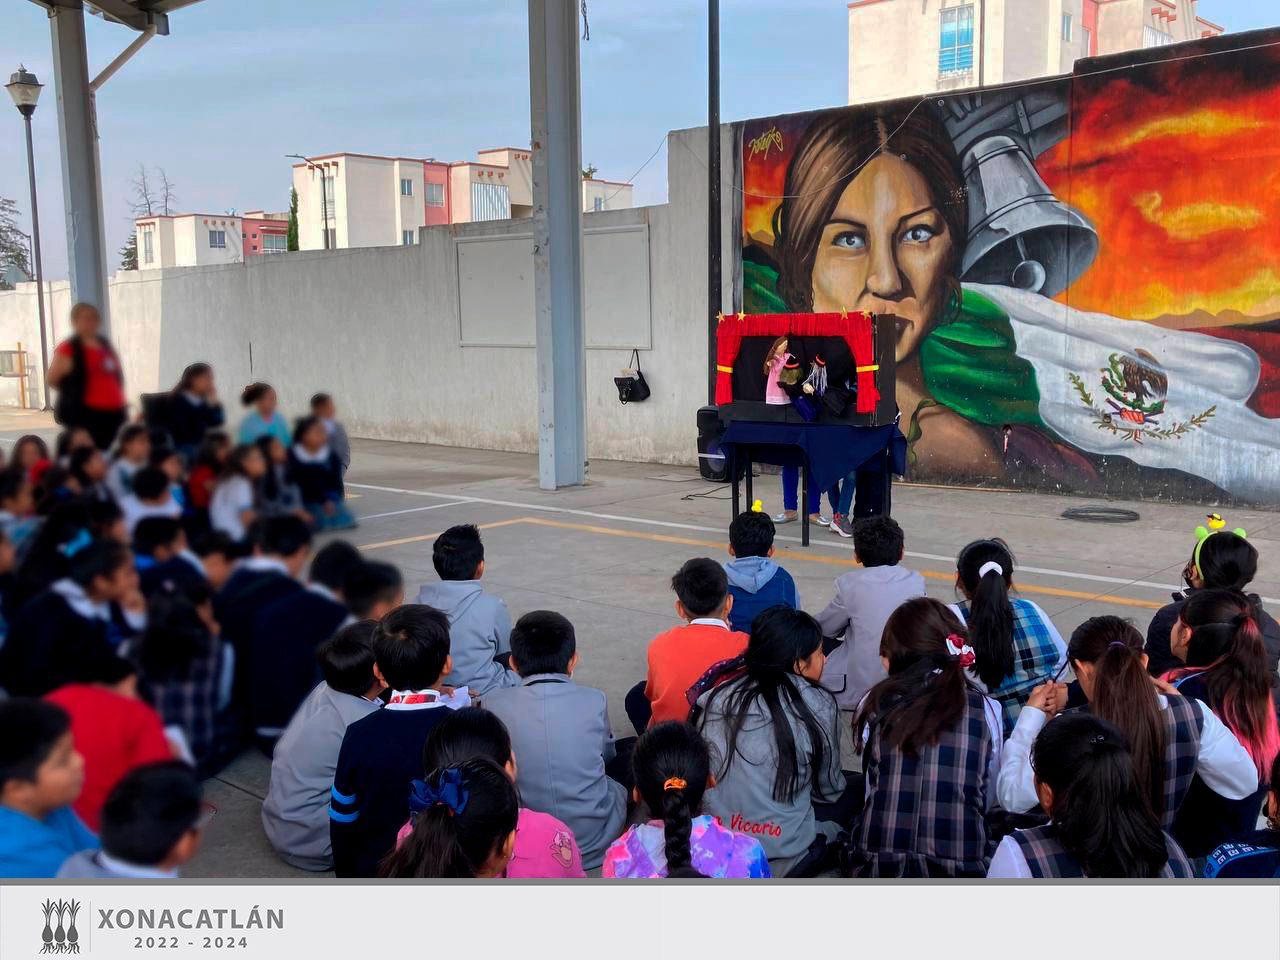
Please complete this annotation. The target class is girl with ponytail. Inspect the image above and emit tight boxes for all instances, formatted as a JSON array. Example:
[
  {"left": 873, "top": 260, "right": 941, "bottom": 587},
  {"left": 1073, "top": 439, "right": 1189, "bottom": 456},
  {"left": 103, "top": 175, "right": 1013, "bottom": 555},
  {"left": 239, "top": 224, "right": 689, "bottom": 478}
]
[
  {"left": 379, "top": 759, "right": 518, "bottom": 878},
  {"left": 695, "top": 607, "right": 848, "bottom": 877},
  {"left": 602, "top": 721, "right": 770, "bottom": 878},
  {"left": 1162, "top": 590, "right": 1280, "bottom": 856},
  {"left": 997, "top": 616, "right": 1257, "bottom": 832},
  {"left": 988, "top": 713, "right": 1193, "bottom": 877},
  {"left": 953, "top": 539, "right": 1066, "bottom": 736},
  {"left": 849, "top": 598, "right": 1004, "bottom": 877}
]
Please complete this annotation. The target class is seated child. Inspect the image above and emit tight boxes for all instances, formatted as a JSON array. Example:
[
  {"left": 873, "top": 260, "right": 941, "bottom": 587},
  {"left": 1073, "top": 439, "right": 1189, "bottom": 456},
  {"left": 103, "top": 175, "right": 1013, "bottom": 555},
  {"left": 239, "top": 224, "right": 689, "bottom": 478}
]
[
  {"left": 69, "top": 446, "right": 110, "bottom": 501},
  {"left": 135, "top": 518, "right": 204, "bottom": 597},
  {"left": 262, "top": 623, "right": 383, "bottom": 872},
  {"left": 121, "top": 466, "right": 182, "bottom": 536},
  {"left": 44, "top": 662, "right": 173, "bottom": 832},
  {"left": 0, "top": 468, "right": 39, "bottom": 561},
  {"left": 190, "top": 531, "right": 237, "bottom": 593},
  {"left": 167, "top": 362, "right": 225, "bottom": 460},
  {"left": 696, "top": 607, "right": 849, "bottom": 877},
  {"left": 106, "top": 424, "right": 150, "bottom": 502},
  {"left": 379, "top": 758, "right": 518, "bottom": 878},
  {"left": 256, "top": 436, "right": 306, "bottom": 519},
  {"left": 815, "top": 516, "right": 925, "bottom": 710},
  {"left": 627, "top": 558, "right": 748, "bottom": 732},
  {"left": 849, "top": 598, "right": 1004, "bottom": 878},
  {"left": 238, "top": 382, "right": 291, "bottom": 446},
  {"left": 723, "top": 510, "right": 798, "bottom": 633},
  {"left": 58, "top": 761, "right": 206, "bottom": 879},
  {"left": 393, "top": 707, "right": 586, "bottom": 878},
  {"left": 987, "top": 713, "right": 1193, "bottom": 878},
  {"left": 209, "top": 444, "right": 267, "bottom": 542},
  {"left": 416, "top": 524, "right": 517, "bottom": 696},
  {"left": 186, "top": 431, "right": 230, "bottom": 518},
  {"left": 0, "top": 699, "right": 96, "bottom": 878},
  {"left": 12, "top": 434, "right": 50, "bottom": 484},
  {"left": 287, "top": 416, "right": 355, "bottom": 530},
  {"left": 330, "top": 605, "right": 465, "bottom": 877},
  {"left": 1205, "top": 752, "right": 1280, "bottom": 878},
  {"left": 603, "top": 721, "right": 770, "bottom": 878},
  {"left": 311, "top": 393, "right": 351, "bottom": 477},
  {"left": 150, "top": 447, "right": 188, "bottom": 514},
  {"left": 1, "top": 540, "right": 140, "bottom": 697},
  {"left": 484, "top": 611, "right": 627, "bottom": 870}
]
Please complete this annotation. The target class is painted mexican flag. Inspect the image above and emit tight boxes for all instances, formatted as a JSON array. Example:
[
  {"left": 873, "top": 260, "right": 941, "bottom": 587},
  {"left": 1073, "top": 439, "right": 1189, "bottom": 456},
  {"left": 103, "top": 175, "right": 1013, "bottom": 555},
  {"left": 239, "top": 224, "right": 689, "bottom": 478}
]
[{"left": 975, "top": 284, "right": 1277, "bottom": 502}]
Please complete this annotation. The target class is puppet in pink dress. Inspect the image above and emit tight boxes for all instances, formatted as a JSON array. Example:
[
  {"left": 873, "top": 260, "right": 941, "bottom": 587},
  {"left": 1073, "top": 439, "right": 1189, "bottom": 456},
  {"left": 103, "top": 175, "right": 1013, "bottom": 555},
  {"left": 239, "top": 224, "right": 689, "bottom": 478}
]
[{"left": 764, "top": 336, "right": 792, "bottom": 405}]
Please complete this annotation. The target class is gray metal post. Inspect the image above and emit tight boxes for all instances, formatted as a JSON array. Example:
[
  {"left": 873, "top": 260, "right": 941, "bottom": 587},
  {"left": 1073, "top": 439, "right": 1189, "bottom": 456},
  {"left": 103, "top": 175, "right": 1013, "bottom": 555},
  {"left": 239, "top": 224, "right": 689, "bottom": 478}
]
[
  {"left": 49, "top": 2, "right": 111, "bottom": 330},
  {"left": 22, "top": 112, "right": 52, "bottom": 410},
  {"left": 528, "top": 0, "right": 587, "bottom": 490}
]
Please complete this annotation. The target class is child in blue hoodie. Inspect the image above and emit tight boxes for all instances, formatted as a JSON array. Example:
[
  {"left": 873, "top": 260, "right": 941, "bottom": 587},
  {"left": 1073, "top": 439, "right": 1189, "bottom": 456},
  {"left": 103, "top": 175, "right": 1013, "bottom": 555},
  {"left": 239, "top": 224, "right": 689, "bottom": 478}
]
[
  {"left": 0, "top": 699, "right": 97, "bottom": 878},
  {"left": 724, "top": 510, "right": 798, "bottom": 634}
]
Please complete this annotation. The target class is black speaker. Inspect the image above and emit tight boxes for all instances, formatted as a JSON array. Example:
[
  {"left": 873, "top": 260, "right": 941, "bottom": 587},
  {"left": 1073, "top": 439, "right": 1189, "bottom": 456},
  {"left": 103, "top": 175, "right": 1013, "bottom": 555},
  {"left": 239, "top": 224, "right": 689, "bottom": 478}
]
[{"left": 696, "top": 406, "right": 728, "bottom": 482}]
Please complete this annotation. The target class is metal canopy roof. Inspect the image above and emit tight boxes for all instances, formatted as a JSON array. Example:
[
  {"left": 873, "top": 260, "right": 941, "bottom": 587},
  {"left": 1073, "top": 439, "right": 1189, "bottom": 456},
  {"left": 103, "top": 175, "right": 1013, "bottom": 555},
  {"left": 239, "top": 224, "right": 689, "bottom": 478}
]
[{"left": 28, "top": 1, "right": 209, "bottom": 35}]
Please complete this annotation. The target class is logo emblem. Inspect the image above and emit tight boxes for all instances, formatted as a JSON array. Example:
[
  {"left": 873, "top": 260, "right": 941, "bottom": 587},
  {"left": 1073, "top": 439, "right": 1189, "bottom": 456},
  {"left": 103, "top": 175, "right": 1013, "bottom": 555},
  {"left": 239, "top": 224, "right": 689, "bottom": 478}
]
[
  {"left": 40, "top": 899, "right": 82, "bottom": 954},
  {"left": 1069, "top": 349, "right": 1214, "bottom": 443}
]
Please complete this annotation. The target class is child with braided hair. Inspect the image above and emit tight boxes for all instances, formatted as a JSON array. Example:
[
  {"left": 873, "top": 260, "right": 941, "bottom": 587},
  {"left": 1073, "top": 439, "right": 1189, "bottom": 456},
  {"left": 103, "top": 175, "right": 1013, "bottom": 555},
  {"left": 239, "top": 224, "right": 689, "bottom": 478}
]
[{"left": 602, "top": 722, "right": 770, "bottom": 878}]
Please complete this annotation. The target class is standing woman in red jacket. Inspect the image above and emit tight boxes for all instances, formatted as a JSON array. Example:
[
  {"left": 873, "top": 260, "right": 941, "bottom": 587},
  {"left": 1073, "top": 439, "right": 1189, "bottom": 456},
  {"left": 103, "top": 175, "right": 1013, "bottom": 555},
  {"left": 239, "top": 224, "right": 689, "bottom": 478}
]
[{"left": 46, "top": 303, "right": 128, "bottom": 450}]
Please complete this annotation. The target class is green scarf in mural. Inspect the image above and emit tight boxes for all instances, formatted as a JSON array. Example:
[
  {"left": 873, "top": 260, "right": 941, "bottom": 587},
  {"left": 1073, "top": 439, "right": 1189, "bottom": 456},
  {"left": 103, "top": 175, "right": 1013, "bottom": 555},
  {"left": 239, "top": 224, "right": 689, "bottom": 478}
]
[{"left": 740, "top": 259, "right": 1045, "bottom": 430}]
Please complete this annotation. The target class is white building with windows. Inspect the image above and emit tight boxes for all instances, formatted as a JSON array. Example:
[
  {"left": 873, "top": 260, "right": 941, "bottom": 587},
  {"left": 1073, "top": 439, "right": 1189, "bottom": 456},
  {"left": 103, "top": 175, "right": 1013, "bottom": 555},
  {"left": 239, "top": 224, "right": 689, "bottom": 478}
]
[
  {"left": 848, "top": 0, "right": 1224, "bottom": 104},
  {"left": 134, "top": 212, "right": 288, "bottom": 270}
]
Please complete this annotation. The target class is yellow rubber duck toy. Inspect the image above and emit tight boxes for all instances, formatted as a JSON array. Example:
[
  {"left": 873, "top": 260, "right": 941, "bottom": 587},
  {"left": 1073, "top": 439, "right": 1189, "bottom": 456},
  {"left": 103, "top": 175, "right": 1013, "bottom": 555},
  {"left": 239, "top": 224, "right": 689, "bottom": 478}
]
[
  {"left": 751, "top": 499, "right": 764, "bottom": 513},
  {"left": 1206, "top": 513, "right": 1226, "bottom": 530}
]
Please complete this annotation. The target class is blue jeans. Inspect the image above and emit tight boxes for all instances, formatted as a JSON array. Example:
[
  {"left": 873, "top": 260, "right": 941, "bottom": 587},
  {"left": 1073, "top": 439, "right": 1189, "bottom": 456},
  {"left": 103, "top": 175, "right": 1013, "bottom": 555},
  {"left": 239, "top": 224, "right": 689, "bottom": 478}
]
[
  {"left": 782, "top": 466, "right": 839, "bottom": 514},
  {"left": 834, "top": 471, "right": 856, "bottom": 517}
]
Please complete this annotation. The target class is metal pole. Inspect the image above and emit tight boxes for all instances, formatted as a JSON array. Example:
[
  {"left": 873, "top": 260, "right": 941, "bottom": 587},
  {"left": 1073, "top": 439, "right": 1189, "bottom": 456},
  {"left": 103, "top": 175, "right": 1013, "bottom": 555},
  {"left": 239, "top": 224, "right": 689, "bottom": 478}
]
[
  {"left": 22, "top": 112, "right": 51, "bottom": 411},
  {"left": 707, "top": 0, "right": 721, "bottom": 407}
]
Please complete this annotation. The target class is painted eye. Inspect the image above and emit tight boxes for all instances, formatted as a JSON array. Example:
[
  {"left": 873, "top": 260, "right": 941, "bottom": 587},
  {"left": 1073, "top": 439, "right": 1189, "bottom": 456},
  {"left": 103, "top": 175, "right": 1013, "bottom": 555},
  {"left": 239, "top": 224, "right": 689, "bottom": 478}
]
[
  {"left": 902, "top": 224, "right": 936, "bottom": 244},
  {"left": 831, "top": 231, "right": 866, "bottom": 250}
]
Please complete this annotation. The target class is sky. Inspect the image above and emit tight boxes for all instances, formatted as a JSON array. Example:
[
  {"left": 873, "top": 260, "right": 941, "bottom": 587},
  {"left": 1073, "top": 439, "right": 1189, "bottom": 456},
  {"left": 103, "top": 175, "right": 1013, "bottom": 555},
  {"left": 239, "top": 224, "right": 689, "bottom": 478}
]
[{"left": 1, "top": 0, "right": 1275, "bottom": 279}]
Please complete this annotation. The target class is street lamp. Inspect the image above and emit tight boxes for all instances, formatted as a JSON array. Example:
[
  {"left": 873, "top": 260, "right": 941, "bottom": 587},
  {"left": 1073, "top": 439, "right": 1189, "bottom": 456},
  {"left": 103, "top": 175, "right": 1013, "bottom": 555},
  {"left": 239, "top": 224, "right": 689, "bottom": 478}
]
[
  {"left": 286, "top": 154, "right": 331, "bottom": 250},
  {"left": 6, "top": 65, "right": 51, "bottom": 411}
]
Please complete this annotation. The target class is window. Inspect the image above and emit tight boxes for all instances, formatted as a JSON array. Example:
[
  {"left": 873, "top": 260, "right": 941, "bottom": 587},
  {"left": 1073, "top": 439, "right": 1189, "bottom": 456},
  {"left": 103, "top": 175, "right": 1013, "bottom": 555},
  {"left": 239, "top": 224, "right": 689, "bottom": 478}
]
[
  {"left": 141, "top": 229, "right": 154, "bottom": 265},
  {"left": 400, "top": 178, "right": 413, "bottom": 197},
  {"left": 425, "top": 182, "right": 445, "bottom": 207},
  {"left": 1082, "top": 25, "right": 1092, "bottom": 55},
  {"left": 402, "top": 230, "right": 416, "bottom": 246},
  {"left": 470, "top": 182, "right": 510, "bottom": 222},
  {"left": 1143, "top": 25, "right": 1174, "bottom": 48},
  {"left": 1061, "top": 13, "right": 1073, "bottom": 42},
  {"left": 262, "top": 233, "right": 287, "bottom": 254},
  {"left": 321, "top": 172, "right": 337, "bottom": 220},
  {"left": 939, "top": 4, "right": 975, "bottom": 75},
  {"left": 593, "top": 196, "right": 604, "bottom": 212},
  {"left": 325, "top": 227, "right": 337, "bottom": 249},
  {"left": 208, "top": 229, "right": 226, "bottom": 249}
]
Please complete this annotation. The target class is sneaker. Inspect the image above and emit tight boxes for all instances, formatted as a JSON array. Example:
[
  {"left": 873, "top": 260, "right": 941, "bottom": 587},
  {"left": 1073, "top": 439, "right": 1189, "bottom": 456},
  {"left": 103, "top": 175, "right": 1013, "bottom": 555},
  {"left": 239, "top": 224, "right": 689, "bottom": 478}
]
[
  {"left": 811, "top": 514, "right": 831, "bottom": 527},
  {"left": 773, "top": 511, "right": 798, "bottom": 524},
  {"left": 830, "top": 514, "right": 854, "bottom": 538}
]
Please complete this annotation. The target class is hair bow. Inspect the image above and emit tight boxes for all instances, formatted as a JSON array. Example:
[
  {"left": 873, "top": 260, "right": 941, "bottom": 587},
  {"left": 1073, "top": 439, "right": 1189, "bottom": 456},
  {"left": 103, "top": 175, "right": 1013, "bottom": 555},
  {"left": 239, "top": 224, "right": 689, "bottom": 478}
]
[
  {"left": 408, "top": 768, "right": 469, "bottom": 817},
  {"left": 57, "top": 528, "right": 93, "bottom": 559},
  {"left": 944, "top": 633, "right": 976, "bottom": 669}
]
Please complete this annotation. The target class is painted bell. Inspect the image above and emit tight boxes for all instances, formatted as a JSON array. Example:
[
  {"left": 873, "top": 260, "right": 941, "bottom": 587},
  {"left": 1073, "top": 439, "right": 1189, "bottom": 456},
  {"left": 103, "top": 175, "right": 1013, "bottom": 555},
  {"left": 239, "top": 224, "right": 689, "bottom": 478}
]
[{"left": 958, "top": 134, "right": 1098, "bottom": 298}]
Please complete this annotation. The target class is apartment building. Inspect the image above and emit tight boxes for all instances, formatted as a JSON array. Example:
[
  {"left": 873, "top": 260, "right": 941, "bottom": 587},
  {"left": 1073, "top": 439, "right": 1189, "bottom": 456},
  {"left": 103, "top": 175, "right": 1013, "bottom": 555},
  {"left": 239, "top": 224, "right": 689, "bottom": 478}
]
[
  {"left": 134, "top": 211, "right": 289, "bottom": 270},
  {"left": 848, "top": 0, "right": 1225, "bottom": 104},
  {"left": 292, "top": 148, "right": 634, "bottom": 252}
]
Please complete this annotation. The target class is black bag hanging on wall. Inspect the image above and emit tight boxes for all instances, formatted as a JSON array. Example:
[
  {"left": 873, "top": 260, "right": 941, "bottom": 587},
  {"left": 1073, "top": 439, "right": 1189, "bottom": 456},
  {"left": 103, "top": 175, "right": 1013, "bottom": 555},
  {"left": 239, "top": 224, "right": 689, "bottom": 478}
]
[{"left": 614, "top": 349, "right": 651, "bottom": 404}]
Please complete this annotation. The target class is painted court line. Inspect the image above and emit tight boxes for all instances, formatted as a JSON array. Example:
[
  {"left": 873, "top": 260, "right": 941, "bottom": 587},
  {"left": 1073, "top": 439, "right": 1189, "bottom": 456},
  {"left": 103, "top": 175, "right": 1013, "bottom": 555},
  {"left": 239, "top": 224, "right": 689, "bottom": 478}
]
[
  {"left": 360, "top": 517, "right": 525, "bottom": 552},
  {"left": 347, "top": 481, "right": 1278, "bottom": 605},
  {"left": 359, "top": 502, "right": 467, "bottom": 521}
]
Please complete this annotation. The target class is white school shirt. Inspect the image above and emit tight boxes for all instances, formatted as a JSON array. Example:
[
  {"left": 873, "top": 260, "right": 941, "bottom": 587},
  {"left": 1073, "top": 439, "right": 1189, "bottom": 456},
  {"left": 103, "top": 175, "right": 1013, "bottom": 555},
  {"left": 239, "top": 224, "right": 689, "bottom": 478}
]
[
  {"left": 210, "top": 476, "right": 255, "bottom": 540},
  {"left": 986, "top": 836, "right": 1035, "bottom": 879},
  {"left": 996, "top": 697, "right": 1260, "bottom": 814},
  {"left": 121, "top": 493, "right": 181, "bottom": 536}
]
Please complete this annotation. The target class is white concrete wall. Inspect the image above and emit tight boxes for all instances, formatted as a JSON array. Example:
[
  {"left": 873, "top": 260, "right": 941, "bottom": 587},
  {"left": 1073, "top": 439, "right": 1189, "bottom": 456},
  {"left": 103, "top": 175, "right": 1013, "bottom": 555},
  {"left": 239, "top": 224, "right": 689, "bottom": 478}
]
[{"left": 0, "top": 126, "right": 732, "bottom": 466}]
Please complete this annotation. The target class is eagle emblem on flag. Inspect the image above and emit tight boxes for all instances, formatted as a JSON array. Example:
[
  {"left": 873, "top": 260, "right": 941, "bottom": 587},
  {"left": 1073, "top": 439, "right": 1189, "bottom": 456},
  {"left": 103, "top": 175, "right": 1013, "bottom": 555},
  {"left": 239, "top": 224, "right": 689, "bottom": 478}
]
[{"left": 1069, "top": 349, "right": 1215, "bottom": 444}]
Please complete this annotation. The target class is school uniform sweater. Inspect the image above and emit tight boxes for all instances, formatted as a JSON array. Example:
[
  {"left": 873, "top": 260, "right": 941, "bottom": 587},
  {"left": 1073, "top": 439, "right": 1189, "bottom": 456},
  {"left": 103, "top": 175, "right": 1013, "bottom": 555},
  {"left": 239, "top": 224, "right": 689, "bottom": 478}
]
[
  {"left": 166, "top": 393, "right": 225, "bottom": 451},
  {"left": 0, "top": 581, "right": 134, "bottom": 697},
  {"left": 415, "top": 580, "right": 519, "bottom": 696},
  {"left": 988, "top": 824, "right": 1194, "bottom": 878},
  {"left": 484, "top": 674, "right": 627, "bottom": 870},
  {"left": 262, "top": 682, "right": 381, "bottom": 871},
  {"left": 58, "top": 850, "right": 178, "bottom": 879},
  {"left": 330, "top": 694, "right": 454, "bottom": 877},
  {"left": 287, "top": 446, "right": 345, "bottom": 506},
  {"left": 247, "top": 584, "right": 350, "bottom": 736},
  {"left": 697, "top": 674, "right": 845, "bottom": 864},
  {"left": 139, "top": 551, "right": 208, "bottom": 599},
  {"left": 644, "top": 619, "right": 749, "bottom": 727},
  {"left": 43, "top": 684, "right": 173, "bottom": 832},
  {"left": 1204, "top": 829, "right": 1280, "bottom": 878},
  {"left": 214, "top": 560, "right": 302, "bottom": 716},
  {"left": 0, "top": 805, "right": 98, "bottom": 878},
  {"left": 723, "top": 557, "right": 798, "bottom": 634}
]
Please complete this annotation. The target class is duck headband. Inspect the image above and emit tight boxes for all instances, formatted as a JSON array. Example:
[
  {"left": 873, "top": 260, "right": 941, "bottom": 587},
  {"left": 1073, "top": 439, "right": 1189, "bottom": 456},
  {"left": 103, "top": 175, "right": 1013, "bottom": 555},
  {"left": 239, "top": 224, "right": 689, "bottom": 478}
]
[{"left": 1193, "top": 515, "right": 1247, "bottom": 572}]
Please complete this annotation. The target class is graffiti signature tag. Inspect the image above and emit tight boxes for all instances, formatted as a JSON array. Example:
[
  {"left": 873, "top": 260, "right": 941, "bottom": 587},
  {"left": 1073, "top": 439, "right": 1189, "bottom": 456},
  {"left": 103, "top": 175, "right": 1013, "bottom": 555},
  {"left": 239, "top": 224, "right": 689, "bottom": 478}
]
[{"left": 748, "top": 126, "right": 784, "bottom": 161}]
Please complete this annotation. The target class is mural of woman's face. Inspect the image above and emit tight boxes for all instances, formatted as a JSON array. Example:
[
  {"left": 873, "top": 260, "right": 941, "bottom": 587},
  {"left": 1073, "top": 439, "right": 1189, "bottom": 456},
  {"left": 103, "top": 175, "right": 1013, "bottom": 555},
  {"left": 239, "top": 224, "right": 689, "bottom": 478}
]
[{"left": 809, "top": 154, "right": 954, "bottom": 362}]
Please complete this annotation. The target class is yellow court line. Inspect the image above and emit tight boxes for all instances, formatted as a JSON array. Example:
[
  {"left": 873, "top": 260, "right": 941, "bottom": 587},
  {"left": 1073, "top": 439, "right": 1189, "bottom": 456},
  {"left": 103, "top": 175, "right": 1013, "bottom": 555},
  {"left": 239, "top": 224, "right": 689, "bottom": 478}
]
[
  {"left": 515, "top": 516, "right": 1164, "bottom": 611},
  {"left": 360, "top": 517, "right": 527, "bottom": 552}
]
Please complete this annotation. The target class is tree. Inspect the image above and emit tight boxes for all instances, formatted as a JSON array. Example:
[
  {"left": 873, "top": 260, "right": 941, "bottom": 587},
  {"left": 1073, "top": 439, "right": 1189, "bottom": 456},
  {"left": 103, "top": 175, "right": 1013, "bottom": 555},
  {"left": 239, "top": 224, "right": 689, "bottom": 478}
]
[
  {"left": 129, "top": 164, "right": 178, "bottom": 217},
  {"left": 157, "top": 168, "right": 177, "bottom": 216},
  {"left": 581, "top": 163, "right": 598, "bottom": 180},
  {"left": 119, "top": 233, "right": 138, "bottom": 271},
  {"left": 0, "top": 197, "right": 33, "bottom": 290},
  {"left": 287, "top": 187, "right": 299, "bottom": 251}
]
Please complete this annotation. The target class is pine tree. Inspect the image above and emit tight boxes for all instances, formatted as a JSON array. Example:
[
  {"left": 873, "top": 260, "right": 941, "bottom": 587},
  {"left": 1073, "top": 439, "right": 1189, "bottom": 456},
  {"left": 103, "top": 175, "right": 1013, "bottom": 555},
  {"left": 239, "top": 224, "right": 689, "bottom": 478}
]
[
  {"left": 0, "top": 196, "right": 32, "bottom": 290},
  {"left": 287, "top": 187, "right": 299, "bottom": 251},
  {"left": 119, "top": 233, "right": 138, "bottom": 271}
]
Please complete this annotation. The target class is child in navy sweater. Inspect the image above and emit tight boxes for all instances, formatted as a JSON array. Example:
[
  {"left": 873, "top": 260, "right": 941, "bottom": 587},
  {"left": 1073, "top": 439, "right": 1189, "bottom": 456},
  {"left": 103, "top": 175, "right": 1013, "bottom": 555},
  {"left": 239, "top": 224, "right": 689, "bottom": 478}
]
[
  {"left": 288, "top": 416, "right": 355, "bottom": 531},
  {"left": 330, "top": 605, "right": 465, "bottom": 877},
  {"left": 723, "top": 510, "right": 797, "bottom": 634}
]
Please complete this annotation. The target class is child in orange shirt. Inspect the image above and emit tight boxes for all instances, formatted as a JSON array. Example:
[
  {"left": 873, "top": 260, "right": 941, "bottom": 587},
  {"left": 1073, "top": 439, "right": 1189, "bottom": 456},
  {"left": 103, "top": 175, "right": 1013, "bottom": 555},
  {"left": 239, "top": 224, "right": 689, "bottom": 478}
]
[{"left": 625, "top": 558, "right": 748, "bottom": 732}]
